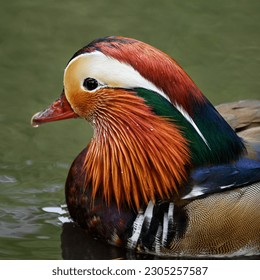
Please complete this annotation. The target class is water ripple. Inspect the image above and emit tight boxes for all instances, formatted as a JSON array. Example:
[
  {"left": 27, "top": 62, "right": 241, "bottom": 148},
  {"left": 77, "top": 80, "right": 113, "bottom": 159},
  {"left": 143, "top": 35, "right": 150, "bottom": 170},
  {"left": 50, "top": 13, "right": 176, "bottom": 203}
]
[{"left": 0, "top": 175, "right": 17, "bottom": 183}]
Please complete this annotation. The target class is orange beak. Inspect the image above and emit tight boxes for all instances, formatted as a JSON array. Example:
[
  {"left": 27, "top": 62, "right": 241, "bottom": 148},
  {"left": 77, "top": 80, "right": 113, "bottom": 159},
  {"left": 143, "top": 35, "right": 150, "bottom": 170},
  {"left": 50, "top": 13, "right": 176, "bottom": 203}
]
[{"left": 31, "top": 91, "right": 78, "bottom": 127}]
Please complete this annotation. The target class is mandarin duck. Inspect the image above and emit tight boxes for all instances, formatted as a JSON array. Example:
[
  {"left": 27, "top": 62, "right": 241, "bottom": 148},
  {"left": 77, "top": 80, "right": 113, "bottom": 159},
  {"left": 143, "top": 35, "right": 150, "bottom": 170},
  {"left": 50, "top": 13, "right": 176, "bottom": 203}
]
[{"left": 31, "top": 36, "right": 260, "bottom": 257}]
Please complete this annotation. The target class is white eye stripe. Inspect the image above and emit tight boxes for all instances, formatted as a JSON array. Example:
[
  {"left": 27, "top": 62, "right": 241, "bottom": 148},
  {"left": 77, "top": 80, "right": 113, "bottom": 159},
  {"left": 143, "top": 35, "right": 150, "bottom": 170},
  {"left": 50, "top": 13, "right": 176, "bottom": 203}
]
[
  {"left": 65, "top": 51, "right": 209, "bottom": 148},
  {"left": 65, "top": 51, "right": 169, "bottom": 97}
]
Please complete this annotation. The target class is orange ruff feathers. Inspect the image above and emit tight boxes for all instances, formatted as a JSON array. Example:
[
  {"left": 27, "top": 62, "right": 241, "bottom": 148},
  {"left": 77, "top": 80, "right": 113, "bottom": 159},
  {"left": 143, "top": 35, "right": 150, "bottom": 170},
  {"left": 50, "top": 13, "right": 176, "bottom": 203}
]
[{"left": 83, "top": 89, "right": 190, "bottom": 210}]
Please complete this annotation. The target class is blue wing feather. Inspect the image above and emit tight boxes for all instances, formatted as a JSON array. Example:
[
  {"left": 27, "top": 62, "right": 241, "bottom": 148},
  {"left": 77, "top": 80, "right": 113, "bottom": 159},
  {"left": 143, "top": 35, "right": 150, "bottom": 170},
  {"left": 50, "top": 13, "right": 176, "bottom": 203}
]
[{"left": 183, "top": 157, "right": 260, "bottom": 200}]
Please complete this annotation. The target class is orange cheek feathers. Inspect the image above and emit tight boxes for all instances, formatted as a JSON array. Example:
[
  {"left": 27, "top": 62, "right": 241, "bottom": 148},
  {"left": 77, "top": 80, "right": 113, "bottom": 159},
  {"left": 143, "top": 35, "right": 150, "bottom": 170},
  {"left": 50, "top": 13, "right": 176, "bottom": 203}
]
[{"left": 66, "top": 89, "right": 99, "bottom": 120}]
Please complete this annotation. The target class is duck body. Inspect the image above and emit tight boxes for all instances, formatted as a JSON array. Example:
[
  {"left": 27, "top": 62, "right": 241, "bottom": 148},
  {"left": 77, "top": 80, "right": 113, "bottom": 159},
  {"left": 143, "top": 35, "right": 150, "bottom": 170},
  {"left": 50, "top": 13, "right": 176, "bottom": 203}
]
[
  {"left": 32, "top": 36, "right": 260, "bottom": 257},
  {"left": 66, "top": 147, "right": 260, "bottom": 257}
]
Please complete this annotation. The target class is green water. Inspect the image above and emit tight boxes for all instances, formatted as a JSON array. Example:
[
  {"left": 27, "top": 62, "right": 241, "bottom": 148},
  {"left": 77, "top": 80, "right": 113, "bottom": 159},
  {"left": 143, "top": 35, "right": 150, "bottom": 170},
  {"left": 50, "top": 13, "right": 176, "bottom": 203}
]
[{"left": 0, "top": 0, "right": 259, "bottom": 259}]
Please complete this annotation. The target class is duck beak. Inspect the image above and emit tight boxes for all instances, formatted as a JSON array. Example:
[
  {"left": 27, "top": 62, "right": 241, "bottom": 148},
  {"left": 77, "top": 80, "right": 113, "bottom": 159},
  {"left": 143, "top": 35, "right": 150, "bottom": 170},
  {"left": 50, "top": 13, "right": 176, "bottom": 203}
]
[{"left": 31, "top": 91, "right": 78, "bottom": 127}]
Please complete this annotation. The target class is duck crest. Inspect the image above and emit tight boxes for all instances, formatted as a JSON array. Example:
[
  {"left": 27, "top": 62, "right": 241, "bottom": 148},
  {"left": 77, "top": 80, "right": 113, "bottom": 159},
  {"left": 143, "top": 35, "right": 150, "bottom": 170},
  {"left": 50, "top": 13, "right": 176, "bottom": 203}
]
[
  {"left": 83, "top": 89, "right": 190, "bottom": 210},
  {"left": 73, "top": 36, "right": 205, "bottom": 115}
]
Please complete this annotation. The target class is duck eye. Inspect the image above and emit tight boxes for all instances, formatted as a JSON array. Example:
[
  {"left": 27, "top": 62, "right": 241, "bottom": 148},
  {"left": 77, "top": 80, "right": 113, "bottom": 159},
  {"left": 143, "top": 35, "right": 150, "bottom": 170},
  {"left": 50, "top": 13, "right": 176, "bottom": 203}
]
[{"left": 83, "top": 78, "right": 99, "bottom": 91}]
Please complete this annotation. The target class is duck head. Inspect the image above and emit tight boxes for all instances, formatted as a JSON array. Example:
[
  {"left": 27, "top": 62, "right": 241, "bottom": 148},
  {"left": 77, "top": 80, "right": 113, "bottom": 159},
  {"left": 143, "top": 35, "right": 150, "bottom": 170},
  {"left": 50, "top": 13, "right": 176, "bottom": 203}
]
[{"left": 32, "top": 36, "right": 245, "bottom": 209}]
